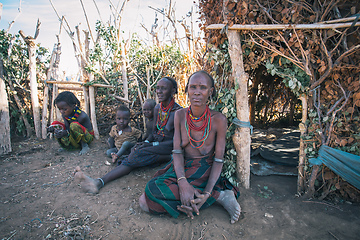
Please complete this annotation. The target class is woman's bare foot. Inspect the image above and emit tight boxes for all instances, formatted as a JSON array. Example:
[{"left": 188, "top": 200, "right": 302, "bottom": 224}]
[
  {"left": 217, "top": 190, "right": 241, "bottom": 224},
  {"left": 139, "top": 193, "right": 149, "bottom": 212},
  {"left": 74, "top": 166, "right": 102, "bottom": 194}
]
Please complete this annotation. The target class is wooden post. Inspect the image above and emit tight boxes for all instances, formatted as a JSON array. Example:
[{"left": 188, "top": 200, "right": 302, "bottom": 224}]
[
  {"left": 0, "top": 57, "right": 12, "bottom": 155},
  {"left": 19, "top": 23, "right": 42, "bottom": 138},
  {"left": 83, "top": 86, "right": 89, "bottom": 114},
  {"left": 298, "top": 94, "right": 308, "bottom": 193},
  {"left": 120, "top": 40, "right": 129, "bottom": 102},
  {"left": 227, "top": 30, "right": 251, "bottom": 189},
  {"left": 88, "top": 77, "right": 99, "bottom": 139},
  {"left": 41, "top": 85, "right": 49, "bottom": 139}
]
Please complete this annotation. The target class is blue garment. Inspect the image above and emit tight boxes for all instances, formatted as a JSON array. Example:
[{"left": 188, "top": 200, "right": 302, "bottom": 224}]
[{"left": 309, "top": 145, "right": 360, "bottom": 190}]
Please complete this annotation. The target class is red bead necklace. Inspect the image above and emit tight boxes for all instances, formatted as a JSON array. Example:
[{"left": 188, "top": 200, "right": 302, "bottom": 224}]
[
  {"left": 185, "top": 105, "right": 211, "bottom": 148},
  {"left": 156, "top": 97, "right": 175, "bottom": 136}
]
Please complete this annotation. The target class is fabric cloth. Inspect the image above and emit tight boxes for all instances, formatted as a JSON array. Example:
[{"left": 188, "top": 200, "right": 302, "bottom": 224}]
[
  {"left": 309, "top": 145, "right": 360, "bottom": 190},
  {"left": 109, "top": 125, "right": 142, "bottom": 149},
  {"left": 144, "top": 155, "right": 240, "bottom": 218},
  {"left": 54, "top": 121, "right": 94, "bottom": 150},
  {"left": 121, "top": 142, "right": 169, "bottom": 167}
]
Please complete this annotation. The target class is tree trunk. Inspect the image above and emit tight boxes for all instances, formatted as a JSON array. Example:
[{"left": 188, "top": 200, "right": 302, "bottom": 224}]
[
  {"left": 227, "top": 30, "right": 251, "bottom": 189},
  {"left": 0, "top": 57, "right": 12, "bottom": 155}
]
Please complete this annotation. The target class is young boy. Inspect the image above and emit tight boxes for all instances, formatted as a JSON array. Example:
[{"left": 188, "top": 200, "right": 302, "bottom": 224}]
[
  {"left": 48, "top": 91, "right": 94, "bottom": 155},
  {"left": 107, "top": 105, "right": 142, "bottom": 164},
  {"left": 142, "top": 99, "right": 156, "bottom": 141}
]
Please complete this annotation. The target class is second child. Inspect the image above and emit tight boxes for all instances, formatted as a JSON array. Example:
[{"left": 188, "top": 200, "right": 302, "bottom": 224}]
[
  {"left": 107, "top": 105, "right": 142, "bottom": 164},
  {"left": 142, "top": 99, "right": 156, "bottom": 141}
]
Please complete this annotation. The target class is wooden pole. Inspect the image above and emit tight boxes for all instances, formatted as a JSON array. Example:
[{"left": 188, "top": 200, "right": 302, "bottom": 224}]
[
  {"left": 88, "top": 77, "right": 99, "bottom": 139},
  {"left": 207, "top": 21, "right": 360, "bottom": 31},
  {"left": 297, "top": 94, "right": 308, "bottom": 193},
  {"left": 227, "top": 30, "right": 251, "bottom": 189},
  {"left": 41, "top": 43, "right": 57, "bottom": 139},
  {"left": 0, "top": 57, "right": 12, "bottom": 155},
  {"left": 41, "top": 85, "right": 49, "bottom": 139},
  {"left": 120, "top": 39, "right": 129, "bottom": 102},
  {"left": 20, "top": 34, "right": 41, "bottom": 137}
]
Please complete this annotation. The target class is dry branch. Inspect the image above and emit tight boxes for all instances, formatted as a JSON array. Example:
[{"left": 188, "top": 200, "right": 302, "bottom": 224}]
[{"left": 206, "top": 22, "right": 360, "bottom": 30}]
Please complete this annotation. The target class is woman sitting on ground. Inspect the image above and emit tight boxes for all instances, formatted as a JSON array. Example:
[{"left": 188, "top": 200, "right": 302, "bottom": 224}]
[
  {"left": 139, "top": 70, "right": 241, "bottom": 224},
  {"left": 74, "top": 77, "right": 182, "bottom": 194}
]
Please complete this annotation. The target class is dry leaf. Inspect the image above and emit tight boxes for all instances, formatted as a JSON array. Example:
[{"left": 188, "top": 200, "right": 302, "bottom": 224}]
[{"left": 340, "top": 139, "right": 347, "bottom": 146}]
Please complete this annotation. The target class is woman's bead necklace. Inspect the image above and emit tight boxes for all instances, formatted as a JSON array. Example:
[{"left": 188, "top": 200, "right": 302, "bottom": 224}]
[
  {"left": 185, "top": 105, "right": 211, "bottom": 148},
  {"left": 156, "top": 97, "right": 175, "bottom": 136}
]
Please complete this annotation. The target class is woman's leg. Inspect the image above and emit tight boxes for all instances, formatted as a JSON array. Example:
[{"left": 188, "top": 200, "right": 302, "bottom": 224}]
[
  {"left": 74, "top": 163, "right": 134, "bottom": 194},
  {"left": 101, "top": 163, "right": 133, "bottom": 184}
]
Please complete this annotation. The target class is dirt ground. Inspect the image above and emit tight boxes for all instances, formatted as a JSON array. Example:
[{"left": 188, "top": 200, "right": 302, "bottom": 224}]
[{"left": 1, "top": 132, "right": 360, "bottom": 240}]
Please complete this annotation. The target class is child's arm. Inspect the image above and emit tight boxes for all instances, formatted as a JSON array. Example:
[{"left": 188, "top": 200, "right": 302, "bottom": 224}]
[
  {"left": 108, "top": 137, "right": 115, "bottom": 148},
  {"left": 77, "top": 111, "right": 93, "bottom": 131}
]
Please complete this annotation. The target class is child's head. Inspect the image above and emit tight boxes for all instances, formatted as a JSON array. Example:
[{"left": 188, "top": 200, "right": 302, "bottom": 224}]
[
  {"left": 143, "top": 99, "right": 156, "bottom": 120},
  {"left": 115, "top": 105, "right": 131, "bottom": 130},
  {"left": 54, "top": 91, "right": 80, "bottom": 118}
]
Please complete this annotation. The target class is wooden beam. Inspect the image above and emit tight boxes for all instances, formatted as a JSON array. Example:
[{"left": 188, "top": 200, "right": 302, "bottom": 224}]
[
  {"left": 42, "top": 80, "right": 113, "bottom": 88},
  {"left": 206, "top": 21, "right": 360, "bottom": 31},
  {"left": 58, "top": 86, "right": 83, "bottom": 91}
]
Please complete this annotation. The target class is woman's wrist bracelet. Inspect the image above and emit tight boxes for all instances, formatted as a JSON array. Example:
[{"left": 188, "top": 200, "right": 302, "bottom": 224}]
[
  {"left": 203, "top": 191, "right": 211, "bottom": 196},
  {"left": 172, "top": 149, "right": 183, "bottom": 154},
  {"left": 177, "top": 176, "right": 186, "bottom": 182},
  {"left": 214, "top": 158, "right": 224, "bottom": 163}
]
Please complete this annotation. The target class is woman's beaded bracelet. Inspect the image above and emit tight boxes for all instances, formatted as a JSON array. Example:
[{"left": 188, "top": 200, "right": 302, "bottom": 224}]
[
  {"left": 203, "top": 191, "right": 211, "bottom": 196},
  {"left": 214, "top": 158, "right": 224, "bottom": 163},
  {"left": 177, "top": 176, "right": 186, "bottom": 182},
  {"left": 172, "top": 149, "right": 183, "bottom": 154}
]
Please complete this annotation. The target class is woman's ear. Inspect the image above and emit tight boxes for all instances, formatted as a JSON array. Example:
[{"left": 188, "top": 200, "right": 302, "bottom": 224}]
[{"left": 209, "top": 87, "right": 214, "bottom": 98}]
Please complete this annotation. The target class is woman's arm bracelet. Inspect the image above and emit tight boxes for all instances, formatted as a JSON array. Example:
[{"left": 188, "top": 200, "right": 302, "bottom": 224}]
[
  {"left": 203, "top": 191, "right": 211, "bottom": 196},
  {"left": 214, "top": 158, "right": 224, "bottom": 163},
  {"left": 177, "top": 176, "right": 186, "bottom": 182},
  {"left": 172, "top": 149, "right": 183, "bottom": 154}
]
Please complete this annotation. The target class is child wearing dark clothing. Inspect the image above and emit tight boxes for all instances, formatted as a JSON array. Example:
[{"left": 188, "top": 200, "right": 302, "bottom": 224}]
[
  {"left": 48, "top": 91, "right": 94, "bottom": 155},
  {"left": 106, "top": 105, "right": 142, "bottom": 164},
  {"left": 142, "top": 99, "right": 156, "bottom": 141}
]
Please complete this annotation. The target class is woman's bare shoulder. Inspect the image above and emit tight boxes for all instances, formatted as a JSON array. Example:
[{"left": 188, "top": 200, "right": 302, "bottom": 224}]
[
  {"left": 175, "top": 107, "right": 187, "bottom": 116},
  {"left": 210, "top": 109, "right": 227, "bottom": 122}
]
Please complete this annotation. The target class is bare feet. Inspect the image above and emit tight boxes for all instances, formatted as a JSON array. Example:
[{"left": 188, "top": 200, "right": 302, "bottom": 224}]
[
  {"left": 74, "top": 166, "right": 102, "bottom": 194},
  {"left": 111, "top": 153, "right": 119, "bottom": 163},
  {"left": 139, "top": 193, "right": 149, "bottom": 212},
  {"left": 217, "top": 190, "right": 241, "bottom": 224},
  {"left": 79, "top": 142, "right": 90, "bottom": 156}
]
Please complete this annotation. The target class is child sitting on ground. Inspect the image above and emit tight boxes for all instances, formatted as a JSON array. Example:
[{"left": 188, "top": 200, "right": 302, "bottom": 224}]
[
  {"left": 107, "top": 105, "right": 142, "bottom": 164},
  {"left": 142, "top": 99, "right": 156, "bottom": 141},
  {"left": 48, "top": 91, "right": 94, "bottom": 155}
]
